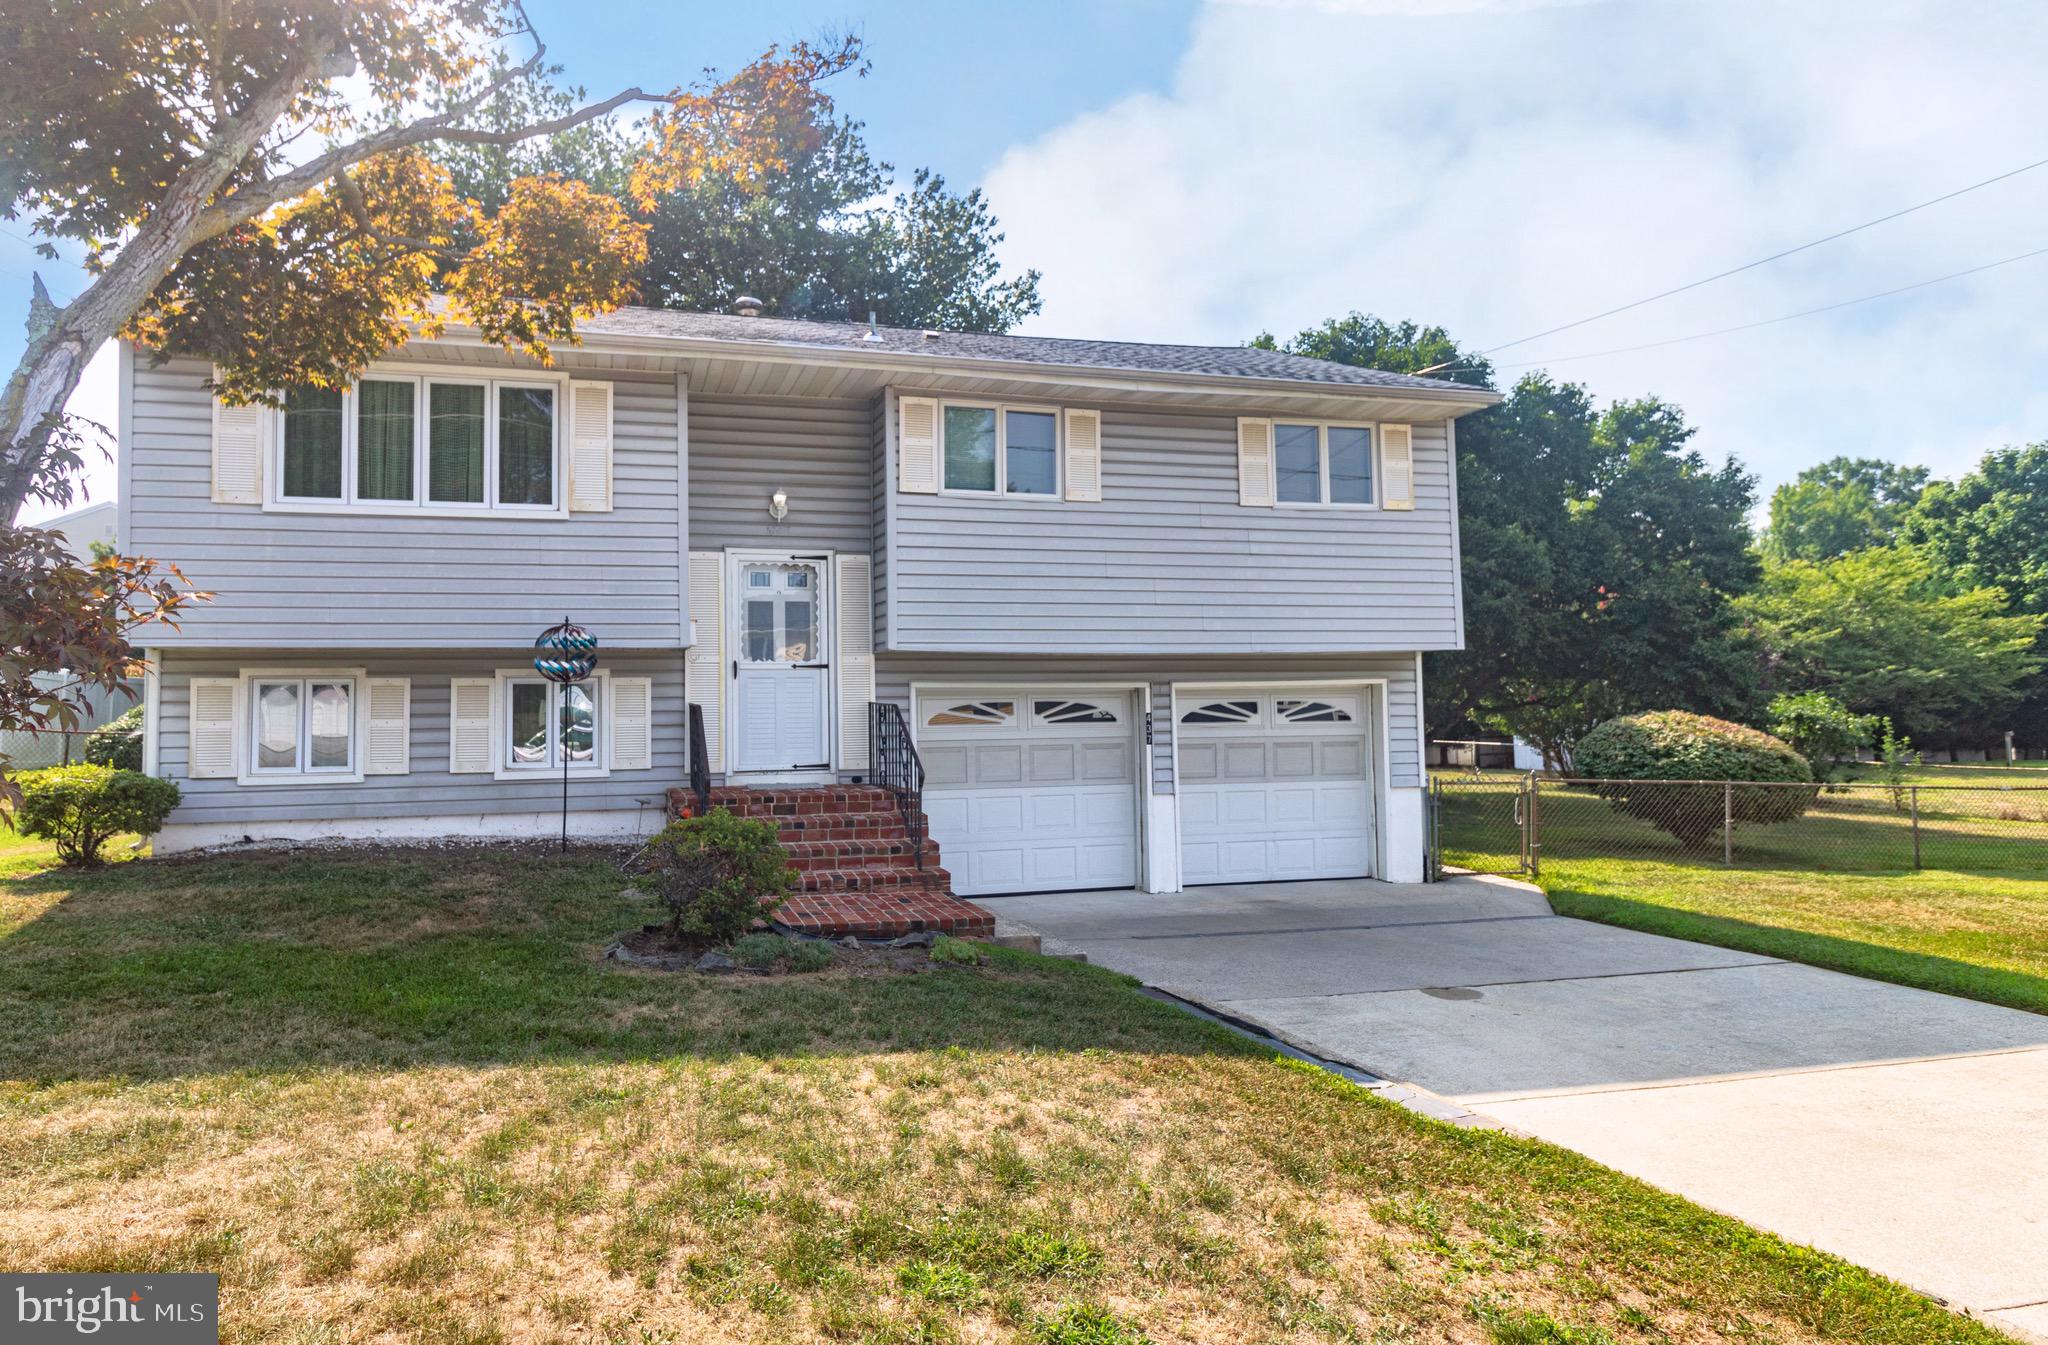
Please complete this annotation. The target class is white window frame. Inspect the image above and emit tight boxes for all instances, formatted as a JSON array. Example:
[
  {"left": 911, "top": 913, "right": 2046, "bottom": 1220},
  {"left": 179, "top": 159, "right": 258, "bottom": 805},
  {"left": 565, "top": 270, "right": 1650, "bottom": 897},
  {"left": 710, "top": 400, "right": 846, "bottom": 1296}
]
[
  {"left": 267, "top": 361, "right": 569, "bottom": 519},
  {"left": 236, "top": 667, "right": 368, "bottom": 786},
  {"left": 491, "top": 668, "right": 611, "bottom": 781},
  {"left": 937, "top": 400, "right": 1064, "bottom": 500},
  {"left": 1271, "top": 419, "right": 1380, "bottom": 510}
]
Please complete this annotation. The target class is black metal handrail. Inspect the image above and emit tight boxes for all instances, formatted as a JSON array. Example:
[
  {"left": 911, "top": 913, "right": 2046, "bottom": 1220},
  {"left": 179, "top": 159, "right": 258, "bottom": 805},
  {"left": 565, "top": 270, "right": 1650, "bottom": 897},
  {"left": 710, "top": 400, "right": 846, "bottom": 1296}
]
[
  {"left": 686, "top": 703, "right": 711, "bottom": 818},
  {"left": 870, "top": 701, "right": 926, "bottom": 869}
]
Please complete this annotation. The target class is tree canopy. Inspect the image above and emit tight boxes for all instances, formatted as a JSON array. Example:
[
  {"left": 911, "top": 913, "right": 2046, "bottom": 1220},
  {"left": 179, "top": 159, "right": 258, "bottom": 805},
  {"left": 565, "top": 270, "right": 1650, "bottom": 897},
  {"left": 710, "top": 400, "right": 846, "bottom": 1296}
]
[
  {"left": 1761, "top": 456, "right": 1928, "bottom": 562},
  {"left": 439, "top": 82, "right": 1042, "bottom": 332},
  {"left": 1740, "top": 545, "right": 2042, "bottom": 743}
]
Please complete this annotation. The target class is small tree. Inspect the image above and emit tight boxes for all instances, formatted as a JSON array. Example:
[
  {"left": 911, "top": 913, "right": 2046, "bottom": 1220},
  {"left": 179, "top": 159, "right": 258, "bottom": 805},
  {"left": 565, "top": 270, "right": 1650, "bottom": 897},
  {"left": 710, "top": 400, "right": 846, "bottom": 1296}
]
[
  {"left": 1878, "top": 719, "right": 1921, "bottom": 814},
  {"left": 1574, "top": 711, "right": 1813, "bottom": 852},
  {"left": 1767, "top": 691, "right": 1878, "bottom": 782},
  {"left": 632, "top": 810, "right": 796, "bottom": 944},
  {"left": 14, "top": 766, "right": 181, "bottom": 866}
]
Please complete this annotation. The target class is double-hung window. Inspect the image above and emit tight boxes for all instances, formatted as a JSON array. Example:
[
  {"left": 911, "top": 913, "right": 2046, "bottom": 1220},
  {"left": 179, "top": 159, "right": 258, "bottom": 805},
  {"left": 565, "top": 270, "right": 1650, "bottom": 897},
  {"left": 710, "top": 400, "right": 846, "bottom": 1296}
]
[
  {"left": 1274, "top": 422, "right": 1376, "bottom": 507},
  {"left": 277, "top": 372, "right": 560, "bottom": 513},
  {"left": 249, "top": 676, "right": 356, "bottom": 778},
  {"left": 503, "top": 677, "right": 602, "bottom": 773},
  {"left": 941, "top": 403, "right": 1059, "bottom": 497}
]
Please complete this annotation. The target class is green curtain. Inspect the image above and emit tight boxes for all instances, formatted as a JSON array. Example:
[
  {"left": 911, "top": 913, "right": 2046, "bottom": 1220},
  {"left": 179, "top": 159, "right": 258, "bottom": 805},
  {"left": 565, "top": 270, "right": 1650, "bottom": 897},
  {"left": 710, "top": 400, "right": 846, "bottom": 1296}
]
[
  {"left": 356, "top": 380, "right": 415, "bottom": 501},
  {"left": 498, "top": 387, "right": 555, "bottom": 506},
  {"left": 282, "top": 387, "right": 344, "bottom": 498},
  {"left": 428, "top": 384, "right": 486, "bottom": 503}
]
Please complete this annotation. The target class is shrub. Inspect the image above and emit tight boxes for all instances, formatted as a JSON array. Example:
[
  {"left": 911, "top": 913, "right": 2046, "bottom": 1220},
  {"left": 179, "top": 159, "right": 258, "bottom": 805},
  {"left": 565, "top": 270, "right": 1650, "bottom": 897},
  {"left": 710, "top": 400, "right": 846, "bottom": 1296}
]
[
  {"left": 1878, "top": 718, "right": 1921, "bottom": 813},
  {"left": 1573, "top": 711, "right": 1813, "bottom": 851},
  {"left": 15, "top": 765, "right": 181, "bottom": 865},
  {"left": 729, "top": 931, "right": 834, "bottom": 972},
  {"left": 83, "top": 705, "right": 145, "bottom": 771},
  {"left": 931, "top": 935, "right": 986, "bottom": 966},
  {"left": 632, "top": 810, "right": 796, "bottom": 943},
  {"left": 1766, "top": 692, "right": 1877, "bottom": 782}
]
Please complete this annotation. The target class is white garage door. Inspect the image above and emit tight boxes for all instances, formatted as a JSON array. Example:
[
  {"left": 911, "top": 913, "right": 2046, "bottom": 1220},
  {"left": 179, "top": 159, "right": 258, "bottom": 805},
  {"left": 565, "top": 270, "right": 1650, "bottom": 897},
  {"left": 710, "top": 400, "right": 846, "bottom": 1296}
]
[
  {"left": 916, "top": 689, "right": 1141, "bottom": 896},
  {"left": 1177, "top": 688, "right": 1374, "bottom": 885}
]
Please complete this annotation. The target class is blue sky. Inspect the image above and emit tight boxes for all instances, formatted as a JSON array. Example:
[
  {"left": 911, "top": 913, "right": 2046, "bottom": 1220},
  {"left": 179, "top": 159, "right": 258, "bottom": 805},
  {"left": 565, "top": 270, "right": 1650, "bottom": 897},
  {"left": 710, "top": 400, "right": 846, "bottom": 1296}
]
[{"left": 14, "top": 0, "right": 2048, "bottom": 525}]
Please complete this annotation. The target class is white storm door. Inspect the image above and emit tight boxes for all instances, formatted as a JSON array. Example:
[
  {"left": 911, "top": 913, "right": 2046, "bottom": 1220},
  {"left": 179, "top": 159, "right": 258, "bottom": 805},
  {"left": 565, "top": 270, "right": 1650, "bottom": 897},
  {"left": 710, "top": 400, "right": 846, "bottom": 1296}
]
[{"left": 730, "top": 555, "right": 832, "bottom": 773}]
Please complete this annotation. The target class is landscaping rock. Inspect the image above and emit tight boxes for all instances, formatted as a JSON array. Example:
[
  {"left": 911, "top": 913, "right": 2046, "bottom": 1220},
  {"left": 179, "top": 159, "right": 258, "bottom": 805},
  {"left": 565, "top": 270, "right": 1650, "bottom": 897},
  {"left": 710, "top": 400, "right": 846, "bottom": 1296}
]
[
  {"left": 693, "top": 950, "right": 737, "bottom": 973},
  {"left": 604, "top": 940, "right": 689, "bottom": 971},
  {"left": 888, "top": 930, "right": 937, "bottom": 949}
]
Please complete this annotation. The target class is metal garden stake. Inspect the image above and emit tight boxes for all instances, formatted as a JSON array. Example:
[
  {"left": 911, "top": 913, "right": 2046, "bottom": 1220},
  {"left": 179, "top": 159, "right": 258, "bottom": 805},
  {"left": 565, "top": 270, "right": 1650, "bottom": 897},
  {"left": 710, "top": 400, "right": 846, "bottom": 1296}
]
[{"left": 534, "top": 617, "right": 599, "bottom": 852}]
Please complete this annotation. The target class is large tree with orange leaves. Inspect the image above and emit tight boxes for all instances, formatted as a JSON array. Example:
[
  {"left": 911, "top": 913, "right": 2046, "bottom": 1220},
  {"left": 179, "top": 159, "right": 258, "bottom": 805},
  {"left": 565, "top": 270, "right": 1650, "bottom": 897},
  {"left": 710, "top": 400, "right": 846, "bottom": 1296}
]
[{"left": 0, "top": 0, "right": 858, "bottom": 803}]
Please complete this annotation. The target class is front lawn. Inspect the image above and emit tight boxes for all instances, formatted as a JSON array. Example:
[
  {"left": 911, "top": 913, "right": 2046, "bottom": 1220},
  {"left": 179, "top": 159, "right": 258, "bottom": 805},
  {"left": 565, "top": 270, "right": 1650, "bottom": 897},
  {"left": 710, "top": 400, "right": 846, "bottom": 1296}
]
[{"left": 0, "top": 843, "right": 2011, "bottom": 1344}]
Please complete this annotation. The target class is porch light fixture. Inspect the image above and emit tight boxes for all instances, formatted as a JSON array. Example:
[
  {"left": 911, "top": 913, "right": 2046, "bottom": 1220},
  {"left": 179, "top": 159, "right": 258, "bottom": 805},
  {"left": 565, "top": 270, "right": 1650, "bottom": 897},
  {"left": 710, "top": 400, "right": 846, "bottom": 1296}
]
[{"left": 769, "top": 490, "right": 789, "bottom": 521}]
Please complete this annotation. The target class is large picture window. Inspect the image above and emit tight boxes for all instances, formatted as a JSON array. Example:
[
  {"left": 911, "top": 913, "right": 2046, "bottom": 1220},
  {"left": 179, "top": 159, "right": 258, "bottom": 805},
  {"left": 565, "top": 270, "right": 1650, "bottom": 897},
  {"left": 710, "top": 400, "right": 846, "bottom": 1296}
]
[
  {"left": 941, "top": 402, "right": 1060, "bottom": 497},
  {"left": 276, "top": 371, "right": 560, "bottom": 513},
  {"left": 1273, "top": 421, "right": 1376, "bottom": 507}
]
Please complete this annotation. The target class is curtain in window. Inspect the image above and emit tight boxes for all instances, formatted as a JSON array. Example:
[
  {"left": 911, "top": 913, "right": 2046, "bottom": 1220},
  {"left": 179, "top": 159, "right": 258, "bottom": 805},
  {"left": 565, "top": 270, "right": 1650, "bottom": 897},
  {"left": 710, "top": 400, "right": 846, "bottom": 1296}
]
[
  {"left": 498, "top": 388, "right": 554, "bottom": 506},
  {"left": 429, "top": 384, "right": 486, "bottom": 503},
  {"left": 282, "top": 387, "right": 344, "bottom": 498},
  {"left": 356, "top": 380, "right": 415, "bottom": 501}
]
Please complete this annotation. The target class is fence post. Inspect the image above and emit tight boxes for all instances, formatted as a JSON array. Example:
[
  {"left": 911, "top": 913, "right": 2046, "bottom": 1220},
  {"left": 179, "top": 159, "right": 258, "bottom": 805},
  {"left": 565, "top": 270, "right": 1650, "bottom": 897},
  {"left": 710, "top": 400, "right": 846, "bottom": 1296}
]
[
  {"left": 1527, "top": 776, "right": 1541, "bottom": 878},
  {"left": 1910, "top": 786, "right": 1921, "bottom": 870},
  {"left": 1723, "top": 781, "right": 1733, "bottom": 866}
]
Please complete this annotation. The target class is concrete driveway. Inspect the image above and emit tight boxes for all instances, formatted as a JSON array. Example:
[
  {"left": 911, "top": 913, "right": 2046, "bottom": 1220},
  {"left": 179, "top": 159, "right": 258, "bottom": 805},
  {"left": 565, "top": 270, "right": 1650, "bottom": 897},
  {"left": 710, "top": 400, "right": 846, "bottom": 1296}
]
[{"left": 991, "top": 876, "right": 2048, "bottom": 1342}]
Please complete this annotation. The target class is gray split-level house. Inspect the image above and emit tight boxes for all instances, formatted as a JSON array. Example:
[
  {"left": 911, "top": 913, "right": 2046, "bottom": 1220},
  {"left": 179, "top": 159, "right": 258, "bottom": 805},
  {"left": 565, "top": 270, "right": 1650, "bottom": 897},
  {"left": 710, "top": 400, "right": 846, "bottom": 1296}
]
[{"left": 119, "top": 307, "right": 1498, "bottom": 891}]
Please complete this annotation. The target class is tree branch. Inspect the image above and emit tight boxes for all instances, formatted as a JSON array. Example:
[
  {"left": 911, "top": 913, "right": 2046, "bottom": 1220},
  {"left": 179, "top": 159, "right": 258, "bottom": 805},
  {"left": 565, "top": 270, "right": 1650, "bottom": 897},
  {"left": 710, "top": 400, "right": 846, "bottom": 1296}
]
[{"left": 331, "top": 168, "right": 463, "bottom": 261}]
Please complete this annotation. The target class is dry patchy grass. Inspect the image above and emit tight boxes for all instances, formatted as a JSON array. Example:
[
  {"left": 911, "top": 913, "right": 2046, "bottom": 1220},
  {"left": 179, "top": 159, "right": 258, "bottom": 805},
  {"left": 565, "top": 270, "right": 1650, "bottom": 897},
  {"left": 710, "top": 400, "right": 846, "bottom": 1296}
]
[{"left": 0, "top": 844, "right": 2009, "bottom": 1344}]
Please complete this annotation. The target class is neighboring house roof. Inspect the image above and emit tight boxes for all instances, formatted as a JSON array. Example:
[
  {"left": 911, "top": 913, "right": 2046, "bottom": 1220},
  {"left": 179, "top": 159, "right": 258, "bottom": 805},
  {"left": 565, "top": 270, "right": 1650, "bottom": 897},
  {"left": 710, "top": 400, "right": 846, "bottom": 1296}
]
[
  {"left": 577, "top": 307, "right": 1500, "bottom": 402},
  {"left": 35, "top": 499, "right": 117, "bottom": 560}
]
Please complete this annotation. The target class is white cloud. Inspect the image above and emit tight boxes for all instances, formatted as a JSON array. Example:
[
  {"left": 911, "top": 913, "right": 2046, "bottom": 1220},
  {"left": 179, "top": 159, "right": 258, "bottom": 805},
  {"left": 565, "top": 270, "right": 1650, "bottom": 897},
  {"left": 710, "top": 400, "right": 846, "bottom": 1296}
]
[{"left": 983, "top": 0, "right": 2048, "bottom": 498}]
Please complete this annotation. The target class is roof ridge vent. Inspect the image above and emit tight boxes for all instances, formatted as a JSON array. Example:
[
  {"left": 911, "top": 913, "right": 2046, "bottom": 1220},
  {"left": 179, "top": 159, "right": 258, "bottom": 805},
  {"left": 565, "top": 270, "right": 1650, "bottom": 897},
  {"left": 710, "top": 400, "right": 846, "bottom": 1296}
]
[
  {"left": 922, "top": 329, "right": 940, "bottom": 341},
  {"left": 733, "top": 295, "right": 763, "bottom": 317}
]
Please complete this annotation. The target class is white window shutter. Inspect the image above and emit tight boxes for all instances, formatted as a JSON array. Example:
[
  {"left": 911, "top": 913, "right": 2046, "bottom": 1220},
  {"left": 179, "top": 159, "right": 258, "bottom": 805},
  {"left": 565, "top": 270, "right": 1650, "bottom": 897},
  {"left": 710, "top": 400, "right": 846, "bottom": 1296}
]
[
  {"left": 897, "top": 395, "right": 938, "bottom": 494},
  {"left": 568, "top": 380, "right": 614, "bottom": 512},
  {"left": 1063, "top": 408, "right": 1103, "bottom": 502},
  {"left": 1237, "top": 417, "right": 1274, "bottom": 507},
  {"left": 211, "top": 379, "right": 267, "bottom": 505},
  {"left": 187, "top": 678, "right": 240, "bottom": 779},
  {"left": 835, "top": 553, "right": 876, "bottom": 772},
  {"left": 1381, "top": 424, "right": 1415, "bottom": 510},
  {"left": 364, "top": 678, "right": 411, "bottom": 775},
  {"left": 686, "top": 551, "right": 725, "bottom": 774},
  {"left": 449, "top": 678, "right": 496, "bottom": 774},
  {"left": 610, "top": 676, "right": 653, "bottom": 771}
]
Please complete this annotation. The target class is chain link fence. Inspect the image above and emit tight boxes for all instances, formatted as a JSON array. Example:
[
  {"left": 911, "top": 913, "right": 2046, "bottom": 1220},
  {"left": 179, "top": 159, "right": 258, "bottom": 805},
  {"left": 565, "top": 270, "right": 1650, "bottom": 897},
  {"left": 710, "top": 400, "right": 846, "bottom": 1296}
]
[{"left": 1432, "top": 775, "right": 2048, "bottom": 877}]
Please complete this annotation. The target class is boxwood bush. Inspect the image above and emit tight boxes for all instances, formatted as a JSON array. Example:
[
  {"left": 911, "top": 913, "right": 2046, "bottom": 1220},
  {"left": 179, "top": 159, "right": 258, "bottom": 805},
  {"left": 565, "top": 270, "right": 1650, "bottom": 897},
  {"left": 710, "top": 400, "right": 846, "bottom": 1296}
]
[
  {"left": 14, "top": 765, "right": 181, "bottom": 866},
  {"left": 1574, "top": 711, "right": 1813, "bottom": 851},
  {"left": 632, "top": 810, "right": 796, "bottom": 944}
]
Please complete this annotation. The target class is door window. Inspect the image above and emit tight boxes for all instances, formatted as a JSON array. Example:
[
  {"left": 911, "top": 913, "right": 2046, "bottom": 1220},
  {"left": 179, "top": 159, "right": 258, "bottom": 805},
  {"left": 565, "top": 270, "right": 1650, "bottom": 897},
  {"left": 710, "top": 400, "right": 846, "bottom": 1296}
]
[{"left": 738, "top": 563, "right": 824, "bottom": 663}]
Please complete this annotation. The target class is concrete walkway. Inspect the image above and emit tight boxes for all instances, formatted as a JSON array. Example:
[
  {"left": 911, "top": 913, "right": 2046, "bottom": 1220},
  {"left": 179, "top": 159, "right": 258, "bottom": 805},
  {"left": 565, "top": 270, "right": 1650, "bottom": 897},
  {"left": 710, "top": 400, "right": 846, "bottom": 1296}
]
[{"left": 992, "top": 876, "right": 2048, "bottom": 1342}]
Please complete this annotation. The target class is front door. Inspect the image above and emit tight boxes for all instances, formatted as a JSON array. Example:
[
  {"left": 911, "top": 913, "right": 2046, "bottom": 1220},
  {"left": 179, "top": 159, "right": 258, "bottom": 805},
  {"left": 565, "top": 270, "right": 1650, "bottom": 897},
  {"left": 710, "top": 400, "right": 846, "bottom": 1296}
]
[{"left": 730, "top": 554, "right": 832, "bottom": 775}]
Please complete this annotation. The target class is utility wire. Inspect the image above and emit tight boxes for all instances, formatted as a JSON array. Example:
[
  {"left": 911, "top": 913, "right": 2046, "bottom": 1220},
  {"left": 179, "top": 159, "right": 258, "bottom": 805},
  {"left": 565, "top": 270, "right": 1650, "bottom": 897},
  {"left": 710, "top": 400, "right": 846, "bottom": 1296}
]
[
  {"left": 1423, "top": 242, "right": 2048, "bottom": 377},
  {"left": 1416, "top": 151, "right": 2048, "bottom": 372}
]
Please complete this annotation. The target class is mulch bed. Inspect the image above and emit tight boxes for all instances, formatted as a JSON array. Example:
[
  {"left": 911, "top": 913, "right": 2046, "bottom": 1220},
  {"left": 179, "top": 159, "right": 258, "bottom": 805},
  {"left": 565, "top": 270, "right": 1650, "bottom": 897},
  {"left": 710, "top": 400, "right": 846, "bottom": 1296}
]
[{"left": 604, "top": 923, "right": 962, "bottom": 976}]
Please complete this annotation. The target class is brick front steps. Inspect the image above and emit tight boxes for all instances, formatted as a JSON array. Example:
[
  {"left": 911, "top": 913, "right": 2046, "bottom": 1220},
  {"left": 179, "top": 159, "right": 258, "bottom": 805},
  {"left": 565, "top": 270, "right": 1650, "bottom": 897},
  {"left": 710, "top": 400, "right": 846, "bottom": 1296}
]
[{"left": 663, "top": 784, "right": 995, "bottom": 939}]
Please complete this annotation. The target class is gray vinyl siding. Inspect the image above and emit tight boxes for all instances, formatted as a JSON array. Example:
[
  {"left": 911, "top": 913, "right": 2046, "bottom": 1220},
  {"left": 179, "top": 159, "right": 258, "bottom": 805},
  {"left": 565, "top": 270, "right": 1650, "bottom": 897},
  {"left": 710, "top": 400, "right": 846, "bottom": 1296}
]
[
  {"left": 155, "top": 649, "right": 681, "bottom": 828},
  {"left": 870, "top": 392, "right": 890, "bottom": 649},
  {"left": 885, "top": 399, "right": 1460, "bottom": 655},
  {"left": 126, "top": 352, "right": 685, "bottom": 649},
  {"left": 875, "top": 652, "right": 1422, "bottom": 790},
  {"left": 687, "top": 395, "right": 873, "bottom": 553}
]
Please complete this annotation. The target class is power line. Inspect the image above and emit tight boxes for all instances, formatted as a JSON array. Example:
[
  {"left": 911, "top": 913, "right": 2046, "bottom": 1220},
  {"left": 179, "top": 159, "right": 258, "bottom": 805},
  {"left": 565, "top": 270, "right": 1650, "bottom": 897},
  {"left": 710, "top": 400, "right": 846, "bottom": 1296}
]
[
  {"left": 1417, "top": 151, "right": 2048, "bottom": 372},
  {"left": 1429, "top": 242, "right": 2048, "bottom": 376}
]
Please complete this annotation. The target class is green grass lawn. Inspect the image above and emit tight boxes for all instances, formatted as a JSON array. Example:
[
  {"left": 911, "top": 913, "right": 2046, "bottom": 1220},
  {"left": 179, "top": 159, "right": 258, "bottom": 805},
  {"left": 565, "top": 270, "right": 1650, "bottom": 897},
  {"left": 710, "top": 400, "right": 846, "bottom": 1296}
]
[
  {"left": 1437, "top": 779, "right": 2048, "bottom": 1017},
  {"left": 0, "top": 838, "right": 2012, "bottom": 1344}
]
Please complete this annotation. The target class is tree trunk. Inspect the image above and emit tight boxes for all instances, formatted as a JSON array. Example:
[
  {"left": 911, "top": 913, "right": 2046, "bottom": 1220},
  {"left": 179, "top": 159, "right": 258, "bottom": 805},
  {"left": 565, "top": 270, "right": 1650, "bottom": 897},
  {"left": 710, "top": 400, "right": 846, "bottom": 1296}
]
[{"left": 0, "top": 49, "right": 322, "bottom": 525}]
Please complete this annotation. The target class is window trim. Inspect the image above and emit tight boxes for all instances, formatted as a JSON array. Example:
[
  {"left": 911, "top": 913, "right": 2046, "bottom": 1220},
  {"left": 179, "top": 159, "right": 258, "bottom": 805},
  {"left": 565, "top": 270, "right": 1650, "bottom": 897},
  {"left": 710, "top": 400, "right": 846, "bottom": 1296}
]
[
  {"left": 267, "top": 361, "right": 569, "bottom": 519},
  {"left": 937, "top": 399, "right": 1064, "bottom": 500},
  {"left": 1271, "top": 419, "right": 1380, "bottom": 510},
  {"left": 491, "top": 667, "right": 611, "bottom": 781},
  {"left": 235, "top": 667, "right": 368, "bottom": 786}
]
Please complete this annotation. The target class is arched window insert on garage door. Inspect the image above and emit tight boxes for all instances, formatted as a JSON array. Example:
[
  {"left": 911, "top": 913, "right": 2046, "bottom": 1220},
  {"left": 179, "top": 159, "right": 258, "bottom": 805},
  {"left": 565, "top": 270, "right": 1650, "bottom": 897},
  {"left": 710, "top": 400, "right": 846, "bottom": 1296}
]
[
  {"left": 925, "top": 700, "right": 1015, "bottom": 729},
  {"left": 1276, "top": 699, "right": 1355, "bottom": 723},
  {"left": 1032, "top": 698, "right": 1121, "bottom": 727},
  {"left": 1179, "top": 700, "right": 1259, "bottom": 725}
]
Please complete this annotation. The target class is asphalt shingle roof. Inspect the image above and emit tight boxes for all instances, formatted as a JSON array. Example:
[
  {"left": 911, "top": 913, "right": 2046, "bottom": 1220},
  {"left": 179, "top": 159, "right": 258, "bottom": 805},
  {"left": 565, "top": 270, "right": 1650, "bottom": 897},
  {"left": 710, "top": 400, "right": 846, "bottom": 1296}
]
[{"left": 579, "top": 307, "right": 1493, "bottom": 397}]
